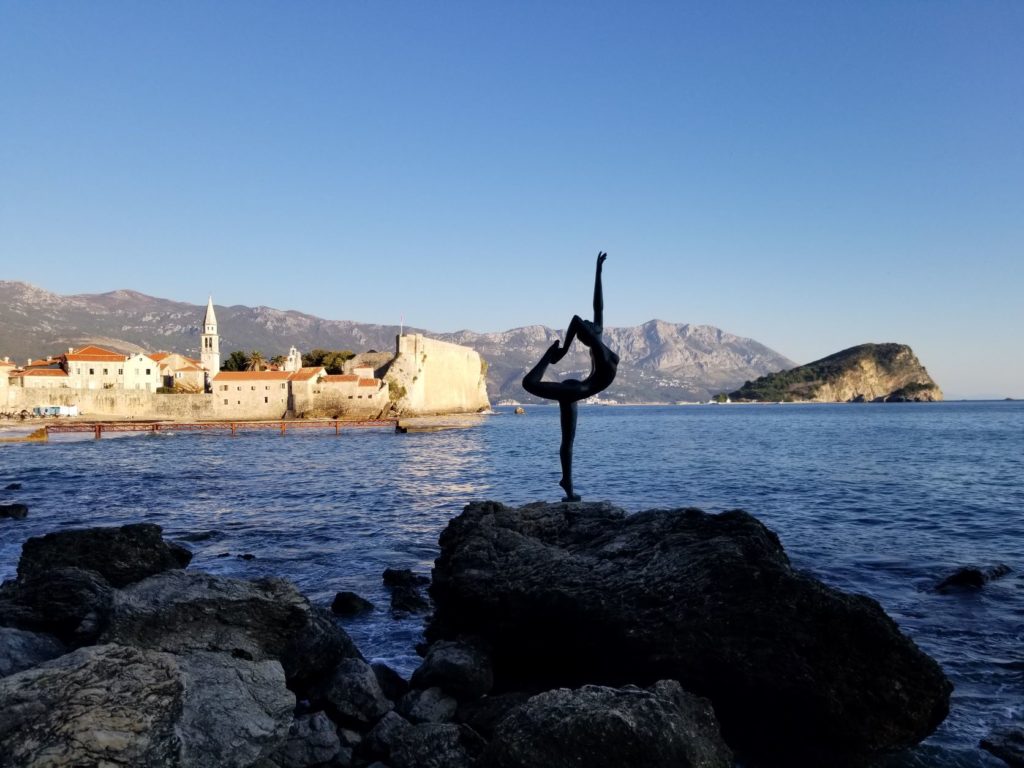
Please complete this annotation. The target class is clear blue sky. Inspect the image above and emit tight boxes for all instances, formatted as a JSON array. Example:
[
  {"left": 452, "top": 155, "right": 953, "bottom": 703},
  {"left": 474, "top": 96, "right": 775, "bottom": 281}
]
[{"left": 1, "top": 2, "right": 1021, "bottom": 397}]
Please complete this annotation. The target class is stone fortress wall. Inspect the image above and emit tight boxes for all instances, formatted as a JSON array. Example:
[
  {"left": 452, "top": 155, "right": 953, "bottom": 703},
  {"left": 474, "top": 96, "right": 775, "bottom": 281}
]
[
  {"left": 2, "top": 387, "right": 215, "bottom": 420},
  {"left": 385, "top": 334, "right": 490, "bottom": 416}
]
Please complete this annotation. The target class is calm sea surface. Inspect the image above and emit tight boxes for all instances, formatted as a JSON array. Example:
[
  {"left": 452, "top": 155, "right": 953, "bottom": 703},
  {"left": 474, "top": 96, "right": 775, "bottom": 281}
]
[{"left": 1, "top": 402, "right": 1021, "bottom": 767}]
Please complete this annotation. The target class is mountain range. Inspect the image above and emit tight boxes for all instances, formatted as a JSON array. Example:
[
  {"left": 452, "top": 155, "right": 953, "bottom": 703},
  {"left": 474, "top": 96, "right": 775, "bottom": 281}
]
[{"left": 0, "top": 281, "right": 795, "bottom": 403}]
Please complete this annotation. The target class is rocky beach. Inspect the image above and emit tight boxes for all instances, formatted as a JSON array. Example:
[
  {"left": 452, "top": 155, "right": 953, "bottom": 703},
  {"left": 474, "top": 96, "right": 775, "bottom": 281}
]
[{"left": 2, "top": 500, "right": 1000, "bottom": 767}]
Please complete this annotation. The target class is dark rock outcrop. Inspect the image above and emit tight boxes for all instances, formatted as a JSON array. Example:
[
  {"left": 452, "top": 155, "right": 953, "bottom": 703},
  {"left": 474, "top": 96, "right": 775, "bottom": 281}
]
[
  {"left": 412, "top": 640, "right": 493, "bottom": 701},
  {"left": 0, "top": 627, "right": 64, "bottom": 677},
  {"left": 372, "top": 661, "right": 410, "bottom": 702},
  {"left": 383, "top": 568, "right": 430, "bottom": 588},
  {"left": 0, "top": 504, "right": 27, "bottom": 520},
  {"left": 325, "top": 658, "right": 394, "bottom": 727},
  {"left": 263, "top": 711, "right": 345, "bottom": 768},
  {"left": 428, "top": 501, "right": 952, "bottom": 763},
  {"left": 482, "top": 681, "right": 732, "bottom": 768},
  {"left": 17, "top": 522, "right": 191, "bottom": 587},
  {"left": 936, "top": 564, "right": 1013, "bottom": 591},
  {"left": 982, "top": 724, "right": 1024, "bottom": 767},
  {"left": 399, "top": 686, "right": 459, "bottom": 724},
  {"left": 456, "top": 692, "right": 531, "bottom": 739},
  {"left": 332, "top": 590, "right": 374, "bottom": 616},
  {"left": 389, "top": 722, "right": 485, "bottom": 768},
  {"left": 0, "top": 644, "right": 294, "bottom": 768},
  {"left": 101, "top": 570, "right": 360, "bottom": 693},
  {"left": 0, "top": 566, "right": 114, "bottom": 644},
  {"left": 390, "top": 585, "right": 430, "bottom": 613}
]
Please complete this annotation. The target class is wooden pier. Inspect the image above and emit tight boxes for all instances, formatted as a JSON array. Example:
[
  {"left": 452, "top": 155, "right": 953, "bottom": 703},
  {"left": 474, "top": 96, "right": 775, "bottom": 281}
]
[{"left": 44, "top": 419, "right": 400, "bottom": 439}]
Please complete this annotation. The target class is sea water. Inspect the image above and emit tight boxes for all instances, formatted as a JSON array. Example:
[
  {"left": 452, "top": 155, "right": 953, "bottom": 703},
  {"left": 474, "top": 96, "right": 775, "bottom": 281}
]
[{"left": 1, "top": 402, "right": 1021, "bottom": 767}]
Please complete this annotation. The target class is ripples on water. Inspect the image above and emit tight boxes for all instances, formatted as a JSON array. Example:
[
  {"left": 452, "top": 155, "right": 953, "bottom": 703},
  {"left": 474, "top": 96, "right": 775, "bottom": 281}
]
[{"left": 1, "top": 402, "right": 1021, "bottom": 767}]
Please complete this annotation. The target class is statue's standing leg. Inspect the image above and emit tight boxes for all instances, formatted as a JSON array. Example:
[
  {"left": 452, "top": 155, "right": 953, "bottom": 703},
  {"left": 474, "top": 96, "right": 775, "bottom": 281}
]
[{"left": 558, "top": 400, "right": 580, "bottom": 502}]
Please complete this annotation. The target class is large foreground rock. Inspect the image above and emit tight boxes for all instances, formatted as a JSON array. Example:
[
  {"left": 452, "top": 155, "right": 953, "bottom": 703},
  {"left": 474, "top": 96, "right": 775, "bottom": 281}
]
[
  {"left": 0, "top": 643, "right": 293, "bottom": 767},
  {"left": 428, "top": 501, "right": 952, "bottom": 763},
  {"left": 101, "top": 570, "right": 360, "bottom": 692},
  {"left": 483, "top": 680, "right": 732, "bottom": 768},
  {"left": 17, "top": 523, "right": 191, "bottom": 587}
]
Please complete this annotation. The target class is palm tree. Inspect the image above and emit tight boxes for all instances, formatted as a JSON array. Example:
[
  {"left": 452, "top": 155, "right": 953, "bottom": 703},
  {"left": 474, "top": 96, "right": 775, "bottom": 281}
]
[{"left": 246, "top": 351, "right": 266, "bottom": 372}]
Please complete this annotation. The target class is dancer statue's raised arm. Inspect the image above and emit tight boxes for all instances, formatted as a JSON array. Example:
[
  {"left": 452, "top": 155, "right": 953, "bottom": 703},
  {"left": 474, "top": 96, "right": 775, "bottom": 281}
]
[{"left": 521, "top": 252, "right": 619, "bottom": 501}]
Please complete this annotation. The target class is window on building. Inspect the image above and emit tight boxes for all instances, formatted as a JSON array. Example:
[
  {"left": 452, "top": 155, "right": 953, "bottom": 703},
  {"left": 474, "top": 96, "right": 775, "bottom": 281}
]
[
  {"left": 251, "top": 386, "right": 256, "bottom": 391},
  {"left": 146, "top": 369, "right": 151, "bottom": 375},
  {"left": 89, "top": 368, "right": 94, "bottom": 375},
  {"left": 103, "top": 368, "right": 108, "bottom": 375},
  {"left": 237, "top": 386, "right": 241, "bottom": 391},
  {"left": 264, "top": 397, "right": 268, "bottom": 403},
  {"left": 223, "top": 399, "right": 228, "bottom": 405},
  {"left": 76, "top": 368, "right": 81, "bottom": 374},
  {"left": 118, "top": 368, "right": 123, "bottom": 375}
]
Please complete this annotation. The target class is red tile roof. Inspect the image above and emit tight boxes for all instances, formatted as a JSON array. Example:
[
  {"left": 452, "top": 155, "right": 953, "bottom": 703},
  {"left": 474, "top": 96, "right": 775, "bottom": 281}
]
[
  {"left": 322, "top": 374, "right": 359, "bottom": 383},
  {"left": 212, "top": 371, "right": 293, "bottom": 382},
  {"left": 65, "top": 344, "right": 126, "bottom": 362},
  {"left": 149, "top": 352, "right": 170, "bottom": 362},
  {"left": 358, "top": 378, "right": 379, "bottom": 388},
  {"left": 289, "top": 367, "right": 324, "bottom": 382},
  {"left": 12, "top": 368, "right": 68, "bottom": 377}
]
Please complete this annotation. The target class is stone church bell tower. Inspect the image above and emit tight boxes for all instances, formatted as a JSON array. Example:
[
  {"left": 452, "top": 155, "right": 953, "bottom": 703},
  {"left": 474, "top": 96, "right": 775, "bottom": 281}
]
[{"left": 200, "top": 296, "right": 220, "bottom": 376}]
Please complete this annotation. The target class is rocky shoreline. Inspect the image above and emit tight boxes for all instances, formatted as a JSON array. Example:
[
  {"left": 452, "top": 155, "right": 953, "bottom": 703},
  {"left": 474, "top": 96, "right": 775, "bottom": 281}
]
[{"left": 0, "top": 501, "right": 1002, "bottom": 767}]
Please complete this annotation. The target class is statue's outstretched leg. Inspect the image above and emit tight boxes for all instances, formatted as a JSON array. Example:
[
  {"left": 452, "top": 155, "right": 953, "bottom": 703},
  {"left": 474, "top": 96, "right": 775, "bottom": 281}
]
[
  {"left": 558, "top": 400, "right": 580, "bottom": 502},
  {"left": 522, "top": 341, "right": 565, "bottom": 400}
]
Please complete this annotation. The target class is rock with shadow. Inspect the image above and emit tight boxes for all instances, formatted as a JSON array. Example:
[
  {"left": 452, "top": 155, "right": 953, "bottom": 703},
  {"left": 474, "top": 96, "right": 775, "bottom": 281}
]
[
  {"left": 936, "top": 564, "right": 1013, "bottom": 592},
  {"left": 0, "top": 566, "right": 114, "bottom": 645},
  {"left": 16, "top": 522, "right": 191, "bottom": 587},
  {"left": 100, "top": 570, "right": 361, "bottom": 697},
  {"left": 481, "top": 680, "right": 732, "bottom": 768},
  {"left": 0, "top": 504, "right": 28, "bottom": 520},
  {"left": 427, "top": 500, "right": 953, "bottom": 765}
]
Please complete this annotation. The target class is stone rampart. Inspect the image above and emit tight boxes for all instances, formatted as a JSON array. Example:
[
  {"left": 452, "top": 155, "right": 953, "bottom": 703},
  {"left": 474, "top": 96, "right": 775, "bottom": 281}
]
[
  {"left": 386, "top": 334, "right": 489, "bottom": 416},
  {"left": 2, "top": 388, "right": 214, "bottom": 420}
]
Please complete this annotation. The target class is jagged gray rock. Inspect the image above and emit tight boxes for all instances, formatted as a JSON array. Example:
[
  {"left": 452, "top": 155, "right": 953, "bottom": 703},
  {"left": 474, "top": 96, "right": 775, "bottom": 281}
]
[
  {"left": 17, "top": 522, "right": 191, "bottom": 587},
  {"left": 482, "top": 681, "right": 732, "bottom": 768},
  {"left": 363, "top": 710, "right": 413, "bottom": 759},
  {"left": 389, "top": 723, "right": 485, "bottom": 768},
  {"left": 0, "top": 643, "right": 293, "bottom": 768},
  {"left": 0, "top": 566, "right": 114, "bottom": 644},
  {"left": 0, "top": 627, "right": 64, "bottom": 677},
  {"left": 398, "top": 686, "right": 459, "bottom": 724},
  {"left": 325, "top": 658, "right": 394, "bottom": 727},
  {"left": 102, "top": 570, "right": 360, "bottom": 691},
  {"left": 412, "top": 640, "right": 493, "bottom": 700},
  {"left": 263, "top": 711, "right": 343, "bottom": 768},
  {"left": 428, "top": 501, "right": 953, "bottom": 763}
]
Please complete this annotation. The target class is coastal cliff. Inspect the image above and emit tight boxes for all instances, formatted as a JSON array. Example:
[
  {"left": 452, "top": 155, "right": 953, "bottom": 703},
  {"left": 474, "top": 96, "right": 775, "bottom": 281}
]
[
  {"left": 384, "top": 334, "right": 490, "bottom": 416},
  {"left": 728, "top": 343, "right": 942, "bottom": 403}
]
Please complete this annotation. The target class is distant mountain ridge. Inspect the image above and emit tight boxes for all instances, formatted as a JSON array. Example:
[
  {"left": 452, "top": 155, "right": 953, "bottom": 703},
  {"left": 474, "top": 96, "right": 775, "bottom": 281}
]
[{"left": 0, "top": 281, "right": 795, "bottom": 403}]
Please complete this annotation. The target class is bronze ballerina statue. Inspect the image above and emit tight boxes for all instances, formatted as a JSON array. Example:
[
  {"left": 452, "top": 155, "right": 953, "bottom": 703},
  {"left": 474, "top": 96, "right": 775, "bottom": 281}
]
[{"left": 522, "top": 252, "right": 620, "bottom": 501}]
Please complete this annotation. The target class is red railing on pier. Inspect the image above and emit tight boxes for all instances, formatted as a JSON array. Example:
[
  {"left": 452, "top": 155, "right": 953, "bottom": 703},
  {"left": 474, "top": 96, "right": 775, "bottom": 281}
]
[{"left": 45, "top": 419, "right": 399, "bottom": 438}]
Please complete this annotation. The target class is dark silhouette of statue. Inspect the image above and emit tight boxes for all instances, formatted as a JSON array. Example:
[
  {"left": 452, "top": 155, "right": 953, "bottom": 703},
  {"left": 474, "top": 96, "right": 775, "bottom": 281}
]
[{"left": 522, "top": 252, "right": 620, "bottom": 501}]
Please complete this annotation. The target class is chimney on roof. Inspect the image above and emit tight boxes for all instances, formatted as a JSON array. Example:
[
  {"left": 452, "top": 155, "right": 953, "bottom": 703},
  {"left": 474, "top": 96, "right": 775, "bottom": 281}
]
[
  {"left": 68, "top": 347, "right": 74, "bottom": 354},
  {"left": 2, "top": 356, "right": 7, "bottom": 363}
]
